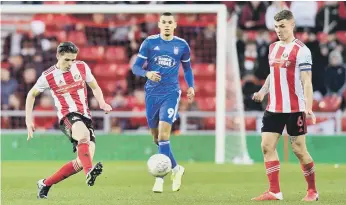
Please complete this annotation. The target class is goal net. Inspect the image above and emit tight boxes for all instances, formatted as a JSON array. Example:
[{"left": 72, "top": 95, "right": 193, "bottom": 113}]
[{"left": 1, "top": 4, "right": 252, "bottom": 164}]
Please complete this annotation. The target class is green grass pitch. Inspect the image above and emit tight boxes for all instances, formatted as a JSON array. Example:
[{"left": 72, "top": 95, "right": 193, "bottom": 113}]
[{"left": 2, "top": 161, "right": 346, "bottom": 205}]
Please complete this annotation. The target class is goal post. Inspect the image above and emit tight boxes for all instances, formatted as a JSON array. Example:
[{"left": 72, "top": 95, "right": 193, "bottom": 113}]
[{"left": 1, "top": 4, "right": 252, "bottom": 164}]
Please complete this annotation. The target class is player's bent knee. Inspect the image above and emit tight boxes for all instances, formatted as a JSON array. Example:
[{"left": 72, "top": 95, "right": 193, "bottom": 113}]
[
  {"left": 291, "top": 143, "right": 306, "bottom": 157},
  {"left": 71, "top": 121, "right": 90, "bottom": 142},
  {"left": 261, "top": 142, "right": 276, "bottom": 155}
]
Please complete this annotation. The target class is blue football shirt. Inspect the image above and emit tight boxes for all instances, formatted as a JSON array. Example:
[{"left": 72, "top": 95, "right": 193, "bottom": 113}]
[{"left": 137, "top": 34, "right": 191, "bottom": 95}]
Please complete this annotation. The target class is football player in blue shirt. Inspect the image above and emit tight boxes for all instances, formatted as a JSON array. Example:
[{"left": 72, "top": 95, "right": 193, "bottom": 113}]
[{"left": 132, "top": 12, "right": 195, "bottom": 193}]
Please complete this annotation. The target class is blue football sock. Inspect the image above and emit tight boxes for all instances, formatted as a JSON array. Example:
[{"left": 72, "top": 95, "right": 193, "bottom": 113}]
[{"left": 158, "top": 140, "right": 177, "bottom": 169}]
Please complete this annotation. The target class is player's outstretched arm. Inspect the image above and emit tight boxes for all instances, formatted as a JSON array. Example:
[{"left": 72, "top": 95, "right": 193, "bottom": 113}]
[
  {"left": 87, "top": 79, "right": 112, "bottom": 114},
  {"left": 252, "top": 75, "right": 270, "bottom": 102},
  {"left": 25, "top": 88, "right": 40, "bottom": 141},
  {"left": 301, "top": 71, "right": 316, "bottom": 124}
]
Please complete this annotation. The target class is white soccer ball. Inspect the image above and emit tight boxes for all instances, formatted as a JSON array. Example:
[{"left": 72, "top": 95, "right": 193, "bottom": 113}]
[{"left": 147, "top": 154, "right": 172, "bottom": 177}]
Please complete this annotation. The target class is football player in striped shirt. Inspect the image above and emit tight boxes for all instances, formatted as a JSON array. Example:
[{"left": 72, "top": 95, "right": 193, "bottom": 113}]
[
  {"left": 252, "top": 10, "right": 318, "bottom": 201},
  {"left": 25, "top": 42, "right": 112, "bottom": 199}
]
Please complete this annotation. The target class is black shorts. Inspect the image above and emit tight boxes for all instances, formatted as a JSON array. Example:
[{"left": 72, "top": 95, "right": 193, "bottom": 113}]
[
  {"left": 261, "top": 111, "right": 307, "bottom": 136},
  {"left": 59, "top": 112, "right": 96, "bottom": 153}
]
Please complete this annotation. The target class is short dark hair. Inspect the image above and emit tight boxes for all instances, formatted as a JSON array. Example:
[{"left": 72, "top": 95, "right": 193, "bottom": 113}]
[
  {"left": 274, "top": 10, "right": 294, "bottom": 22},
  {"left": 161, "top": 12, "right": 173, "bottom": 17},
  {"left": 57, "top": 41, "right": 79, "bottom": 55}
]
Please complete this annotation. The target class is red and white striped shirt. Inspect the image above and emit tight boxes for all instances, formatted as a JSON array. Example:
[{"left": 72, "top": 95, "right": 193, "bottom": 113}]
[
  {"left": 33, "top": 61, "right": 94, "bottom": 120},
  {"left": 267, "top": 39, "right": 312, "bottom": 113}
]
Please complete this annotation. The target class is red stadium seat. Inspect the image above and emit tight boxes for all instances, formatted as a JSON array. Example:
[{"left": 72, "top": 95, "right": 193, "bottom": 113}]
[
  {"left": 312, "top": 99, "right": 320, "bottom": 111},
  {"left": 78, "top": 46, "right": 104, "bottom": 61},
  {"left": 104, "top": 95, "right": 113, "bottom": 104},
  {"left": 204, "top": 117, "right": 215, "bottom": 129},
  {"left": 45, "top": 30, "right": 67, "bottom": 42},
  {"left": 93, "top": 63, "right": 129, "bottom": 80},
  {"left": 200, "top": 81, "right": 216, "bottom": 97},
  {"left": 336, "top": 31, "right": 346, "bottom": 45},
  {"left": 125, "top": 96, "right": 137, "bottom": 109},
  {"left": 306, "top": 117, "right": 329, "bottom": 126},
  {"left": 196, "top": 97, "right": 215, "bottom": 111},
  {"left": 269, "top": 32, "right": 278, "bottom": 42},
  {"left": 342, "top": 118, "right": 346, "bottom": 131},
  {"left": 295, "top": 32, "right": 309, "bottom": 43},
  {"left": 318, "top": 95, "right": 342, "bottom": 112},
  {"left": 44, "top": 1, "right": 76, "bottom": 4},
  {"left": 199, "top": 14, "right": 216, "bottom": 24},
  {"left": 67, "top": 31, "right": 87, "bottom": 46},
  {"left": 130, "top": 104, "right": 147, "bottom": 128},
  {"left": 33, "top": 14, "right": 73, "bottom": 26},
  {"left": 246, "top": 31, "right": 258, "bottom": 41},
  {"left": 105, "top": 47, "right": 128, "bottom": 63},
  {"left": 193, "top": 64, "right": 216, "bottom": 80},
  {"left": 97, "top": 81, "right": 117, "bottom": 96},
  {"left": 245, "top": 117, "right": 257, "bottom": 131},
  {"left": 97, "top": 80, "right": 127, "bottom": 96},
  {"left": 317, "top": 32, "right": 329, "bottom": 44}
]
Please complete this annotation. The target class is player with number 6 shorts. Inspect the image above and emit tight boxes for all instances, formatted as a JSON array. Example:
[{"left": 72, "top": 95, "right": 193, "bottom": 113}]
[{"left": 251, "top": 10, "right": 318, "bottom": 202}]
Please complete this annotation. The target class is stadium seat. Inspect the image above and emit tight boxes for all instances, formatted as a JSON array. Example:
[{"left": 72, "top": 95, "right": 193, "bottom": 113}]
[
  {"left": 312, "top": 99, "right": 320, "bottom": 111},
  {"left": 200, "top": 81, "right": 216, "bottom": 97},
  {"left": 1, "top": 62, "right": 9, "bottom": 69},
  {"left": 306, "top": 117, "right": 329, "bottom": 126},
  {"left": 104, "top": 95, "right": 113, "bottom": 104},
  {"left": 246, "top": 31, "right": 258, "bottom": 41},
  {"left": 33, "top": 14, "right": 73, "bottom": 26},
  {"left": 45, "top": 30, "right": 67, "bottom": 42},
  {"left": 130, "top": 102, "right": 147, "bottom": 127},
  {"left": 336, "top": 31, "right": 346, "bottom": 45},
  {"left": 67, "top": 31, "right": 87, "bottom": 46},
  {"left": 105, "top": 46, "right": 128, "bottom": 63},
  {"left": 97, "top": 81, "right": 117, "bottom": 96},
  {"left": 204, "top": 117, "right": 215, "bottom": 129},
  {"left": 78, "top": 46, "right": 105, "bottom": 61},
  {"left": 295, "top": 32, "right": 309, "bottom": 43},
  {"left": 196, "top": 97, "right": 215, "bottom": 111},
  {"left": 317, "top": 32, "right": 329, "bottom": 44},
  {"left": 318, "top": 95, "right": 342, "bottom": 112},
  {"left": 44, "top": 1, "right": 75, "bottom": 4},
  {"left": 97, "top": 80, "right": 127, "bottom": 96},
  {"left": 125, "top": 96, "right": 137, "bottom": 109},
  {"left": 199, "top": 14, "right": 216, "bottom": 24},
  {"left": 93, "top": 63, "right": 129, "bottom": 80},
  {"left": 342, "top": 118, "right": 346, "bottom": 131},
  {"left": 269, "top": 32, "right": 278, "bottom": 42},
  {"left": 193, "top": 64, "right": 216, "bottom": 80},
  {"left": 245, "top": 117, "right": 257, "bottom": 131}
]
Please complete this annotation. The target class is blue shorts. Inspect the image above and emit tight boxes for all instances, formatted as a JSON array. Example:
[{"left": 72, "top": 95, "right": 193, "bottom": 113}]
[{"left": 145, "top": 91, "right": 182, "bottom": 128}]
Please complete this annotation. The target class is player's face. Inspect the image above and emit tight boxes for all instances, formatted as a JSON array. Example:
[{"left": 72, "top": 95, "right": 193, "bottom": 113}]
[
  {"left": 158, "top": 16, "right": 177, "bottom": 37},
  {"left": 274, "top": 19, "right": 295, "bottom": 41},
  {"left": 57, "top": 53, "right": 77, "bottom": 71}
]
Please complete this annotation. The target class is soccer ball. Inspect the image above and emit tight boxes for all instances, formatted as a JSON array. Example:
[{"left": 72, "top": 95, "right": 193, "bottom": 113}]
[{"left": 147, "top": 154, "right": 172, "bottom": 177}]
